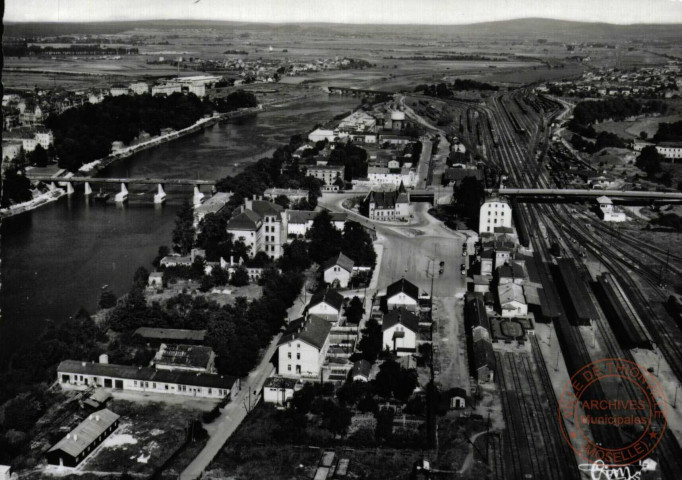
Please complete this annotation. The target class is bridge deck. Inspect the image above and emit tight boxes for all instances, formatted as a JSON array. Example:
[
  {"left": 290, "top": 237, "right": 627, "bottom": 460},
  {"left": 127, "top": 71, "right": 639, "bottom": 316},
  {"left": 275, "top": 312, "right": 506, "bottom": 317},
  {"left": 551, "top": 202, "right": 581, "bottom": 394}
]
[
  {"left": 489, "top": 188, "right": 682, "bottom": 201},
  {"left": 26, "top": 175, "right": 216, "bottom": 186}
]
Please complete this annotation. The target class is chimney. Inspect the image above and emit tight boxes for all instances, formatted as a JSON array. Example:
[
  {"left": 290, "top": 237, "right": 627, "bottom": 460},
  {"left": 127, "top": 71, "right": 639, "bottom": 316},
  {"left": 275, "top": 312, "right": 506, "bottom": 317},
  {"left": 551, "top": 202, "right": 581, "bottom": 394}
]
[
  {"left": 95, "top": 415, "right": 100, "bottom": 422},
  {"left": 81, "top": 361, "right": 86, "bottom": 367},
  {"left": 99, "top": 354, "right": 109, "bottom": 364},
  {"left": 66, "top": 433, "right": 71, "bottom": 440},
  {"left": 73, "top": 434, "right": 78, "bottom": 441}
]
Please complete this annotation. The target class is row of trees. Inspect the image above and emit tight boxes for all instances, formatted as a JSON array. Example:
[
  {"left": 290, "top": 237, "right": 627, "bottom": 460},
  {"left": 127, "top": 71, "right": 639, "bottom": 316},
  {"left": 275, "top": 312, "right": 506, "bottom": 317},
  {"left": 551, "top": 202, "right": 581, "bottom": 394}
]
[
  {"left": 570, "top": 131, "right": 626, "bottom": 154},
  {"left": 45, "top": 90, "right": 257, "bottom": 172},
  {"left": 570, "top": 98, "right": 668, "bottom": 128},
  {"left": 414, "top": 79, "right": 498, "bottom": 98},
  {"left": 653, "top": 120, "right": 682, "bottom": 143}
]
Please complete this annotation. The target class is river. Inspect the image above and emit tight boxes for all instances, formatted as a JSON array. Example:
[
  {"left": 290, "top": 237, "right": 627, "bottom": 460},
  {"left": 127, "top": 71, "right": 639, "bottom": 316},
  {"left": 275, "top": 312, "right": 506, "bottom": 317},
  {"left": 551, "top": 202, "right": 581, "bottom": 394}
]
[{"left": 0, "top": 93, "right": 358, "bottom": 364}]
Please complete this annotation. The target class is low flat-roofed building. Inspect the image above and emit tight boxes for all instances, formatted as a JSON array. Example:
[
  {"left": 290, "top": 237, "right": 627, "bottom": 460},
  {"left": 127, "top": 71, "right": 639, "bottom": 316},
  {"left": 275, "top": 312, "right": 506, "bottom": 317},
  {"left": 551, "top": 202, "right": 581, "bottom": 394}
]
[
  {"left": 133, "top": 327, "right": 206, "bottom": 345},
  {"left": 154, "top": 344, "right": 216, "bottom": 373},
  {"left": 263, "top": 376, "right": 299, "bottom": 406},
  {"left": 46, "top": 409, "right": 120, "bottom": 467},
  {"left": 263, "top": 188, "right": 308, "bottom": 203},
  {"left": 57, "top": 359, "right": 238, "bottom": 400}
]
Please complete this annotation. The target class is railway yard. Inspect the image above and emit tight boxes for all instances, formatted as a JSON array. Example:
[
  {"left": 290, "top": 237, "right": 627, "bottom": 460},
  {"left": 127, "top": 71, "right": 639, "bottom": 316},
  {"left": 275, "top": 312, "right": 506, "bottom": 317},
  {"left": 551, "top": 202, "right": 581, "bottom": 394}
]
[{"left": 411, "top": 84, "right": 682, "bottom": 478}]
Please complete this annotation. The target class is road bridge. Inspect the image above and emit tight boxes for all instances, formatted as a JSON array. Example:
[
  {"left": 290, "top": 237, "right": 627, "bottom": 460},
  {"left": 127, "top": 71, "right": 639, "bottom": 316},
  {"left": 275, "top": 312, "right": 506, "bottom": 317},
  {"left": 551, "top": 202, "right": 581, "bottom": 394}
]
[
  {"left": 28, "top": 175, "right": 216, "bottom": 204},
  {"left": 327, "top": 85, "right": 394, "bottom": 97},
  {"left": 489, "top": 188, "right": 682, "bottom": 203}
]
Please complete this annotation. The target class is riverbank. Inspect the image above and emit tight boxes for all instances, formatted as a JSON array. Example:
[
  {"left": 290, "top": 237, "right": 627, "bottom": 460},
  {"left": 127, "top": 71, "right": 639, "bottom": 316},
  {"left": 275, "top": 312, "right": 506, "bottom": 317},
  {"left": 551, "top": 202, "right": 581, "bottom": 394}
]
[
  {"left": 0, "top": 187, "right": 66, "bottom": 219},
  {"left": 81, "top": 106, "right": 263, "bottom": 174}
]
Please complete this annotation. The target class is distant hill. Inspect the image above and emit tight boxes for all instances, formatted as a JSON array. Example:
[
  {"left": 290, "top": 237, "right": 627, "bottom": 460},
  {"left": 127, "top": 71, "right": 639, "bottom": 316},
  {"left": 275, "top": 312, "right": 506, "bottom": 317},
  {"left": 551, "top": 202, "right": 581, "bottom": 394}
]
[{"left": 4, "top": 17, "right": 682, "bottom": 41}]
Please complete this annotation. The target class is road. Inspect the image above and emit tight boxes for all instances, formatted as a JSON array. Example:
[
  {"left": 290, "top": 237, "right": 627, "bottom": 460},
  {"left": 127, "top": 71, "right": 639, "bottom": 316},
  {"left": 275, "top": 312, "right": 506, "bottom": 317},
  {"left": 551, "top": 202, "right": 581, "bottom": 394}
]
[{"left": 179, "top": 335, "right": 280, "bottom": 479}]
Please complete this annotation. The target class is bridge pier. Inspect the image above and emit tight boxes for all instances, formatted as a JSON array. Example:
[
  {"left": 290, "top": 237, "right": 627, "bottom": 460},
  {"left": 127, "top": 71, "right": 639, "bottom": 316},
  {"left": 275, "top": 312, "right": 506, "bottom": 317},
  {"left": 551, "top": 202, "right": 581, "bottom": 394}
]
[
  {"left": 193, "top": 185, "right": 205, "bottom": 207},
  {"left": 115, "top": 183, "right": 128, "bottom": 203},
  {"left": 84, "top": 182, "right": 92, "bottom": 196},
  {"left": 66, "top": 182, "right": 75, "bottom": 195},
  {"left": 154, "top": 184, "right": 167, "bottom": 204}
]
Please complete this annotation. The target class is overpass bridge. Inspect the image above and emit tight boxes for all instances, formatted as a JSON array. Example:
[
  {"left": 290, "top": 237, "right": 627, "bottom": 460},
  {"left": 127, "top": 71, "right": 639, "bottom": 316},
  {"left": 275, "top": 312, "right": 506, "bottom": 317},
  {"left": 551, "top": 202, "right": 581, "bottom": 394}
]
[
  {"left": 28, "top": 175, "right": 216, "bottom": 204},
  {"left": 326, "top": 85, "right": 394, "bottom": 97},
  {"left": 488, "top": 188, "right": 682, "bottom": 203}
]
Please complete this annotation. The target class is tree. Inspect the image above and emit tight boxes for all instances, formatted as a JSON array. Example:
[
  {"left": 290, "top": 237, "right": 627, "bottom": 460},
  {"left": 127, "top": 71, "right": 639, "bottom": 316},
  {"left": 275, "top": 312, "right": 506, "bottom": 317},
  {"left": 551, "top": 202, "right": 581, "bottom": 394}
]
[
  {"left": 454, "top": 176, "right": 485, "bottom": 229},
  {"left": 1, "top": 168, "right": 32, "bottom": 208},
  {"left": 307, "top": 210, "right": 342, "bottom": 264},
  {"left": 358, "top": 318, "right": 382, "bottom": 362},
  {"left": 341, "top": 221, "right": 376, "bottom": 267},
  {"left": 345, "top": 296, "right": 364, "bottom": 324},
  {"left": 133, "top": 266, "right": 150, "bottom": 288},
  {"left": 373, "top": 360, "right": 418, "bottom": 402},
  {"left": 230, "top": 265, "right": 250, "bottom": 286},
  {"left": 153, "top": 245, "right": 170, "bottom": 268},
  {"left": 274, "top": 194, "right": 290, "bottom": 209},
  {"left": 172, "top": 200, "right": 195, "bottom": 255},
  {"left": 211, "top": 266, "right": 230, "bottom": 286},
  {"left": 640, "top": 131, "right": 648, "bottom": 140},
  {"left": 99, "top": 289, "right": 118, "bottom": 309},
  {"left": 28, "top": 144, "right": 49, "bottom": 167},
  {"left": 200, "top": 275, "right": 215, "bottom": 292},
  {"left": 278, "top": 239, "right": 311, "bottom": 272},
  {"left": 636, "top": 146, "right": 662, "bottom": 177}
]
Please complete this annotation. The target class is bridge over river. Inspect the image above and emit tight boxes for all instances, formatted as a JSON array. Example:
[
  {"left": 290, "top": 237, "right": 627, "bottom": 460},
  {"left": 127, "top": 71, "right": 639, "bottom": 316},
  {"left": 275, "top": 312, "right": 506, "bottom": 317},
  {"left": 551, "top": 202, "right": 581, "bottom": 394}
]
[{"left": 27, "top": 174, "right": 217, "bottom": 204}]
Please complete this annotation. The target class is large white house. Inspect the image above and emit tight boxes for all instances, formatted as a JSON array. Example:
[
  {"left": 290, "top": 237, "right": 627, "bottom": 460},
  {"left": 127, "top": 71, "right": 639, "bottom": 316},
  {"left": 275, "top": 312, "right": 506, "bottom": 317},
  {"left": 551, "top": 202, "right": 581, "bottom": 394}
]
[
  {"left": 479, "top": 198, "right": 513, "bottom": 234},
  {"left": 306, "top": 165, "right": 345, "bottom": 185},
  {"left": 386, "top": 278, "right": 420, "bottom": 311},
  {"left": 323, "top": 252, "right": 355, "bottom": 288},
  {"left": 363, "top": 188, "right": 410, "bottom": 222},
  {"left": 277, "top": 316, "right": 333, "bottom": 380},
  {"left": 226, "top": 197, "right": 286, "bottom": 259},
  {"left": 382, "top": 309, "right": 419, "bottom": 356}
]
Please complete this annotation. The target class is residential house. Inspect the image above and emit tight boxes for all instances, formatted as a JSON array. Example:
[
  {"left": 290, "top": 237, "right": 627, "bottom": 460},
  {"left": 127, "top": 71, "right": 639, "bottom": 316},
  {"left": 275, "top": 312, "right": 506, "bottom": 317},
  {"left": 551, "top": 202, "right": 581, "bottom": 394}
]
[
  {"left": 655, "top": 142, "right": 682, "bottom": 161},
  {"left": 277, "top": 316, "right": 333, "bottom": 380},
  {"left": 352, "top": 359, "right": 372, "bottom": 382},
  {"left": 323, "top": 252, "right": 355, "bottom": 288},
  {"left": 473, "top": 339, "right": 495, "bottom": 383},
  {"left": 382, "top": 309, "right": 419, "bottom": 356},
  {"left": 46, "top": 409, "right": 120, "bottom": 467},
  {"left": 307, "top": 289, "right": 345, "bottom": 322},
  {"left": 148, "top": 272, "right": 164, "bottom": 288},
  {"left": 57, "top": 359, "right": 239, "bottom": 400},
  {"left": 386, "top": 278, "right": 420, "bottom": 311},
  {"left": 129, "top": 82, "right": 149, "bottom": 95},
  {"left": 109, "top": 85, "right": 129, "bottom": 96}
]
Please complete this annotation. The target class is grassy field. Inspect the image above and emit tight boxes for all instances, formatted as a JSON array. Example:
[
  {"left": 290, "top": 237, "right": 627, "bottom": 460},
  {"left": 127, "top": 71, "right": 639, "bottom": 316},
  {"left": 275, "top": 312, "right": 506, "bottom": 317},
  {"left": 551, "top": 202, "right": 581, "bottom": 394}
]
[{"left": 595, "top": 115, "right": 682, "bottom": 140}]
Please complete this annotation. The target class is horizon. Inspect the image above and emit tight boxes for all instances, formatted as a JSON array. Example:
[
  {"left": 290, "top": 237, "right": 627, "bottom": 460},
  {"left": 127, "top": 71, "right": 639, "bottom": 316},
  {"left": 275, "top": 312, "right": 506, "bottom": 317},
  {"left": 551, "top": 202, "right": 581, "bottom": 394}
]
[
  {"left": 6, "top": 0, "right": 682, "bottom": 26},
  {"left": 5, "top": 15, "right": 682, "bottom": 27}
]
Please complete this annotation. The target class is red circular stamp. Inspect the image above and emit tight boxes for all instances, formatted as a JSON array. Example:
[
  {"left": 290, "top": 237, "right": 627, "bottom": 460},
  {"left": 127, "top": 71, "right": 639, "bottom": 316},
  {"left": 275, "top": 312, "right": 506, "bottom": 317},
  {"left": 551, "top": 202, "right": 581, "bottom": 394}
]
[{"left": 558, "top": 358, "right": 667, "bottom": 465}]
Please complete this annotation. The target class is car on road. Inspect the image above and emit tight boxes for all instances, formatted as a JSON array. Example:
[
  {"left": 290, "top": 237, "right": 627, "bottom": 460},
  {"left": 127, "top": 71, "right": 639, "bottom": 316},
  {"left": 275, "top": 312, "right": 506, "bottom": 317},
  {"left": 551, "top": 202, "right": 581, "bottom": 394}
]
[
  {"left": 460, "top": 264, "right": 466, "bottom": 276},
  {"left": 439, "top": 261, "right": 445, "bottom": 267},
  {"left": 462, "top": 250, "right": 468, "bottom": 257},
  {"left": 439, "top": 268, "right": 444, "bottom": 274}
]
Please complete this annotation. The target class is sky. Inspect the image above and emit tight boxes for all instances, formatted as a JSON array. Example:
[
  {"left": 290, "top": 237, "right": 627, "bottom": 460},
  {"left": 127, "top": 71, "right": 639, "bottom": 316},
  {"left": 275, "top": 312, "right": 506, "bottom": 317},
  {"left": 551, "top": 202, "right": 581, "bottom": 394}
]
[{"left": 5, "top": 0, "right": 682, "bottom": 25}]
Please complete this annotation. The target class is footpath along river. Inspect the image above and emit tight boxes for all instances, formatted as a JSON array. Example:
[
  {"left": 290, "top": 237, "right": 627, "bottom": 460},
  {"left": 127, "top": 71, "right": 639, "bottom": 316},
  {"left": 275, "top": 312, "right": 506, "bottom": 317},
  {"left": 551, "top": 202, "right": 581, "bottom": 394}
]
[{"left": 0, "top": 93, "right": 358, "bottom": 364}]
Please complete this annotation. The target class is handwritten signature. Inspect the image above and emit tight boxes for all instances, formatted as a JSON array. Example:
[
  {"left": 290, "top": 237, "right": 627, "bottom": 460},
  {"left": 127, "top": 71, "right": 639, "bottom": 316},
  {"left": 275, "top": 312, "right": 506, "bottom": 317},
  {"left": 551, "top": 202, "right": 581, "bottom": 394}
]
[{"left": 577, "top": 459, "right": 657, "bottom": 480}]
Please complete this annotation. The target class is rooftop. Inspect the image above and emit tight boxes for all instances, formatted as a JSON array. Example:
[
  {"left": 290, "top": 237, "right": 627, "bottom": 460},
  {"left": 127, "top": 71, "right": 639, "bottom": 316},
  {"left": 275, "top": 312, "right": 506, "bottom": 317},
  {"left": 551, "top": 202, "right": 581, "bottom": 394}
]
[
  {"left": 308, "top": 289, "right": 345, "bottom": 311},
  {"left": 48, "top": 409, "right": 120, "bottom": 458},
  {"left": 133, "top": 327, "right": 206, "bottom": 342},
  {"left": 382, "top": 308, "right": 419, "bottom": 333},
  {"left": 57, "top": 360, "right": 237, "bottom": 390},
  {"left": 323, "top": 252, "right": 355, "bottom": 273},
  {"left": 278, "top": 316, "right": 332, "bottom": 350},
  {"left": 386, "top": 278, "right": 419, "bottom": 302},
  {"left": 226, "top": 210, "right": 262, "bottom": 231},
  {"left": 155, "top": 344, "right": 214, "bottom": 369}
]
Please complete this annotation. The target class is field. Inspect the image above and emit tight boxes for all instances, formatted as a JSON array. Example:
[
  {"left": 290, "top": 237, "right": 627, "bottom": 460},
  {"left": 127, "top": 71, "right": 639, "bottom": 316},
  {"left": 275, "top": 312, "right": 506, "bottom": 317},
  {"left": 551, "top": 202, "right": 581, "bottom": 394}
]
[{"left": 595, "top": 115, "right": 682, "bottom": 140}]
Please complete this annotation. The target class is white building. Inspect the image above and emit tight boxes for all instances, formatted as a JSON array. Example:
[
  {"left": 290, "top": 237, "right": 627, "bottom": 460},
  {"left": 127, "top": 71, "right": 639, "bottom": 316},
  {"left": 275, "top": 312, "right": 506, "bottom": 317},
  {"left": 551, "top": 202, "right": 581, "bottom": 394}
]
[
  {"left": 307, "top": 165, "right": 345, "bottom": 185},
  {"left": 57, "top": 359, "right": 239, "bottom": 400},
  {"left": 596, "top": 195, "right": 627, "bottom": 222},
  {"left": 263, "top": 376, "right": 299, "bottom": 406},
  {"left": 382, "top": 309, "right": 419, "bottom": 356},
  {"left": 656, "top": 142, "right": 682, "bottom": 162},
  {"left": 129, "top": 82, "right": 149, "bottom": 95},
  {"left": 277, "top": 316, "right": 333, "bottom": 380},
  {"left": 152, "top": 83, "right": 182, "bottom": 96},
  {"left": 306, "top": 289, "right": 345, "bottom": 322},
  {"left": 367, "top": 166, "right": 416, "bottom": 188},
  {"left": 386, "top": 278, "right": 420, "bottom": 312},
  {"left": 109, "top": 85, "right": 129, "bottom": 96},
  {"left": 286, "top": 210, "right": 347, "bottom": 237},
  {"left": 479, "top": 198, "right": 513, "bottom": 234},
  {"left": 364, "top": 189, "right": 410, "bottom": 222},
  {"left": 323, "top": 252, "right": 355, "bottom": 288},
  {"left": 497, "top": 284, "right": 528, "bottom": 317},
  {"left": 153, "top": 344, "right": 216, "bottom": 374},
  {"left": 226, "top": 197, "right": 286, "bottom": 259}
]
